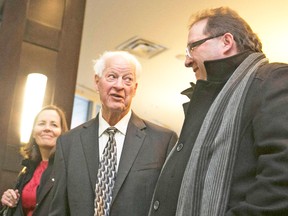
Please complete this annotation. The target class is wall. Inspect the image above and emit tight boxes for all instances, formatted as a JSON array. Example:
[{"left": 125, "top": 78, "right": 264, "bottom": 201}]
[{"left": 0, "top": 0, "right": 86, "bottom": 196}]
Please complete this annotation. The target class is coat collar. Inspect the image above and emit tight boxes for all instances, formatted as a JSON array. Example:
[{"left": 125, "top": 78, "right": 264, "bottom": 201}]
[
  {"left": 80, "top": 116, "right": 100, "bottom": 191},
  {"left": 204, "top": 50, "right": 252, "bottom": 82},
  {"left": 36, "top": 157, "right": 54, "bottom": 203}
]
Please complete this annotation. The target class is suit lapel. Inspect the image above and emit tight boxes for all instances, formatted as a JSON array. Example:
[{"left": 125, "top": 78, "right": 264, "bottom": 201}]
[
  {"left": 112, "top": 113, "right": 146, "bottom": 201},
  {"left": 80, "top": 117, "right": 100, "bottom": 191},
  {"left": 37, "top": 161, "right": 54, "bottom": 204}
]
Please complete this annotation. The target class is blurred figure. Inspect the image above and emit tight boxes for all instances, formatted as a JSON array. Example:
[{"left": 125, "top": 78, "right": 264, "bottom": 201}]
[
  {"left": 49, "top": 51, "right": 178, "bottom": 216},
  {"left": 149, "top": 7, "right": 288, "bottom": 216},
  {"left": 0, "top": 105, "right": 68, "bottom": 216}
]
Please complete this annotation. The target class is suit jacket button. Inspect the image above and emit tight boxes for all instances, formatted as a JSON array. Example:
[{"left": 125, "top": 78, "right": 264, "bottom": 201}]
[
  {"left": 176, "top": 143, "right": 184, "bottom": 151},
  {"left": 153, "top": 200, "right": 160, "bottom": 210}
]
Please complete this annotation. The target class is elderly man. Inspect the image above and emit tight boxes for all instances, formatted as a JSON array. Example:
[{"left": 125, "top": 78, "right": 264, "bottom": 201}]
[{"left": 49, "top": 51, "right": 178, "bottom": 216}]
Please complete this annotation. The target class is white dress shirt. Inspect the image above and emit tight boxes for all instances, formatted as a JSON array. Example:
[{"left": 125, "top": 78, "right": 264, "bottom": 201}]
[{"left": 98, "top": 109, "right": 131, "bottom": 170}]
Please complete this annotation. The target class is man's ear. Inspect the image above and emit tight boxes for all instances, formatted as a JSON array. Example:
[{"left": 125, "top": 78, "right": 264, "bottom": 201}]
[
  {"left": 133, "top": 82, "right": 138, "bottom": 97},
  {"left": 222, "top": 32, "right": 238, "bottom": 55},
  {"left": 223, "top": 33, "right": 233, "bottom": 46},
  {"left": 94, "top": 74, "right": 100, "bottom": 91}
]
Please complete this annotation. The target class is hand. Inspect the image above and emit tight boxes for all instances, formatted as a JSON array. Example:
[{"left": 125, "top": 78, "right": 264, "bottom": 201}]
[{"left": 1, "top": 189, "right": 20, "bottom": 208}]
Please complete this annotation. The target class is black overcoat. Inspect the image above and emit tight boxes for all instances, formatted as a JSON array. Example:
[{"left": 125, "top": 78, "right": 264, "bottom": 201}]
[{"left": 149, "top": 51, "right": 288, "bottom": 216}]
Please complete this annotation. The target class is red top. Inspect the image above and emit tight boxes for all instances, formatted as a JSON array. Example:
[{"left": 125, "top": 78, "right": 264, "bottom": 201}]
[{"left": 22, "top": 160, "right": 48, "bottom": 216}]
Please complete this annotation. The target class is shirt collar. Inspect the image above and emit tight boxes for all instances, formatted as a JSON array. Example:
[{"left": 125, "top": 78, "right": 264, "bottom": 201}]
[{"left": 98, "top": 109, "right": 132, "bottom": 136}]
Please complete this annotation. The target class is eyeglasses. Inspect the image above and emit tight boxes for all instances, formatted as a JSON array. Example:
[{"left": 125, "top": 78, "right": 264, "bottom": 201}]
[{"left": 185, "top": 33, "right": 225, "bottom": 58}]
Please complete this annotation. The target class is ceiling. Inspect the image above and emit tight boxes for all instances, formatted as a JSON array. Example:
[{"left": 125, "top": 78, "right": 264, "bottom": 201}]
[{"left": 76, "top": 0, "right": 288, "bottom": 135}]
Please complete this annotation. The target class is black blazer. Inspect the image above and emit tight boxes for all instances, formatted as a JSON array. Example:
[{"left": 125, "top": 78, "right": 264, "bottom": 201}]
[
  {"left": 49, "top": 112, "right": 178, "bottom": 216},
  {"left": 1, "top": 158, "right": 55, "bottom": 216}
]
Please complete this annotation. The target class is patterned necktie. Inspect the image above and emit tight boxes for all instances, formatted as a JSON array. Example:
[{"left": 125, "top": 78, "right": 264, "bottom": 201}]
[{"left": 94, "top": 127, "right": 117, "bottom": 216}]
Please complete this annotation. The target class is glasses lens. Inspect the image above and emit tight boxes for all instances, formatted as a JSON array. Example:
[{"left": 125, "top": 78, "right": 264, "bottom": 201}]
[{"left": 186, "top": 47, "right": 192, "bottom": 58}]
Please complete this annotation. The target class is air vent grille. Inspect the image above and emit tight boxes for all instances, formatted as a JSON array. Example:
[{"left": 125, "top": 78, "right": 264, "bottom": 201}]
[{"left": 116, "top": 37, "right": 166, "bottom": 59}]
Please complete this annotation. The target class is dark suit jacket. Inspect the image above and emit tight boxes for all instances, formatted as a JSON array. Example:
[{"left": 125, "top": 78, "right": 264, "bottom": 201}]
[{"left": 49, "top": 112, "right": 178, "bottom": 216}]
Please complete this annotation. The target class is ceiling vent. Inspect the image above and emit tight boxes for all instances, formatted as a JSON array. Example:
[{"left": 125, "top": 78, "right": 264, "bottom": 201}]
[{"left": 116, "top": 37, "right": 167, "bottom": 59}]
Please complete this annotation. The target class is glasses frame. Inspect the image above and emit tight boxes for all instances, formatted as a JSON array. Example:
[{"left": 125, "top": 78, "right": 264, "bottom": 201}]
[{"left": 185, "top": 33, "right": 225, "bottom": 58}]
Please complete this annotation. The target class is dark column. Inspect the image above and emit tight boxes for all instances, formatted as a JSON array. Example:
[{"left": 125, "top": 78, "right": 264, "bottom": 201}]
[{"left": 0, "top": 0, "right": 86, "bottom": 195}]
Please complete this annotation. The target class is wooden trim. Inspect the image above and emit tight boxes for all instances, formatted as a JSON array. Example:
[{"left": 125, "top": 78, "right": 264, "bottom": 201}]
[{"left": 24, "top": 19, "right": 61, "bottom": 50}]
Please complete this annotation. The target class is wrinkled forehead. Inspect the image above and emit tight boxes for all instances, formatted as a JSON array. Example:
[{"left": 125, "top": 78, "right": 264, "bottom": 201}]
[{"left": 105, "top": 55, "right": 136, "bottom": 74}]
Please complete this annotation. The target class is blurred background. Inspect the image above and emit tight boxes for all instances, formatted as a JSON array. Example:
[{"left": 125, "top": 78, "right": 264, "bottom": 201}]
[{"left": 76, "top": 0, "right": 288, "bottom": 135}]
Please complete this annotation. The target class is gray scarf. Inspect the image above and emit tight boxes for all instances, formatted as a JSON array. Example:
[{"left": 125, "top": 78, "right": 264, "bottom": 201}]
[{"left": 176, "top": 53, "right": 268, "bottom": 216}]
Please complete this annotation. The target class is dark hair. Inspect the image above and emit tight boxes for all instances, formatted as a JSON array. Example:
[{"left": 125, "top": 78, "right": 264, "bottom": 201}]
[
  {"left": 188, "top": 7, "right": 262, "bottom": 52},
  {"left": 20, "top": 105, "right": 68, "bottom": 161}
]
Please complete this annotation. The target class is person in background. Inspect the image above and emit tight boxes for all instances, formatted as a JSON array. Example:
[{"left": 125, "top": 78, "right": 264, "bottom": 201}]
[
  {"left": 0, "top": 105, "right": 68, "bottom": 216},
  {"left": 49, "top": 51, "right": 178, "bottom": 216},
  {"left": 149, "top": 6, "right": 288, "bottom": 216}
]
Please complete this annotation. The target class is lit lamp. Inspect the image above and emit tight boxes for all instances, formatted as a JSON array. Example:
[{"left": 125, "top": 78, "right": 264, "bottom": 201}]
[{"left": 20, "top": 73, "right": 47, "bottom": 143}]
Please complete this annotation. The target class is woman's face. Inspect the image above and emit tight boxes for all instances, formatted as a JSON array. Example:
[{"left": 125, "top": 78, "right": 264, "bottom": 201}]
[{"left": 33, "top": 109, "right": 62, "bottom": 150}]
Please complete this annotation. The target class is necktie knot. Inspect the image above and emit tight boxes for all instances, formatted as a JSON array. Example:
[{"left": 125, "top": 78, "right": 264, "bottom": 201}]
[{"left": 106, "top": 127, "right": 117, "bottom": 136}]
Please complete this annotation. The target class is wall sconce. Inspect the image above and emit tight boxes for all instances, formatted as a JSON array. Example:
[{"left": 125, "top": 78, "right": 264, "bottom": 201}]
[{"left": 20, "top": 73, "right": 47, "bottom": 143}]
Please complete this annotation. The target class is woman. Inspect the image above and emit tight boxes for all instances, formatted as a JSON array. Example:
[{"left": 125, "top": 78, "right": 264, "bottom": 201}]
[{"left": 0, "top": 105, "right": 68, "bottom": 216}]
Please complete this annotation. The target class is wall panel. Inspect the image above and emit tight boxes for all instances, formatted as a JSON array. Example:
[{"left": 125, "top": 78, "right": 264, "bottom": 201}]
[{"left": 0, "top": 0, "right": 86, "bottom": 196}]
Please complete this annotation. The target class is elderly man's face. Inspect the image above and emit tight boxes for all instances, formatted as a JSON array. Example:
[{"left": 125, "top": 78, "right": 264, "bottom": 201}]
[{"left": 95, "top": 55, "right": 138, "bottom": 116}]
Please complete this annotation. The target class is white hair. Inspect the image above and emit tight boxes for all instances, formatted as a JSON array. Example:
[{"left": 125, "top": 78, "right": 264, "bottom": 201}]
[{"left": 93, "top": 51, "right": 142, "bottom": 79}]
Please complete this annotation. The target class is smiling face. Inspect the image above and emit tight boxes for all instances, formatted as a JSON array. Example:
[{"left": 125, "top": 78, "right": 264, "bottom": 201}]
[
  {"left": 32, "top": 109, "right": 62, "bottom": 151},
  {"left": 185, "top": 19, "right": 224, "bottom": 80},
  {"left": 95, "top": 54, "right": 138, "bottom": 120}
]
